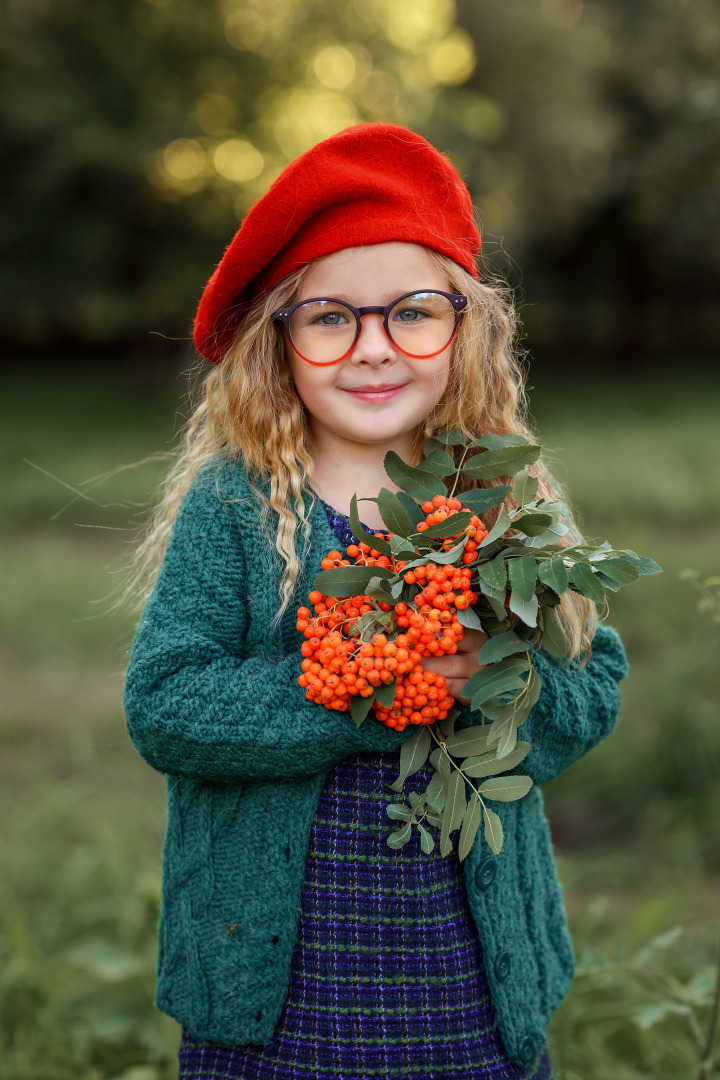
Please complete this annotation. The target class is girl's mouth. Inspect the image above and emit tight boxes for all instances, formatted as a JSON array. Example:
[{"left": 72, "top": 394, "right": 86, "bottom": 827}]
[{"left": 340, "top": 383, "right": 407, "bottom": 402}]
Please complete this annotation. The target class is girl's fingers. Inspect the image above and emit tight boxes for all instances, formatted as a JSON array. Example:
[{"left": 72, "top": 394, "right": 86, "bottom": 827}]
[{"left": 420, "top": 627, "right": 489, "bottom": 705}]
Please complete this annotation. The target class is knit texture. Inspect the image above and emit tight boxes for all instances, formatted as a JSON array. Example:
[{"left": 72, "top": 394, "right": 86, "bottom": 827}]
[
  {"left": 123, "top": 456, "right": 628, "bottom": 1066},
  {"left": 192, "top": 123, "right": 481, "bottom": 363},
  {"left": 174, "top": 503, "right": 552, "bottom": 1079}
]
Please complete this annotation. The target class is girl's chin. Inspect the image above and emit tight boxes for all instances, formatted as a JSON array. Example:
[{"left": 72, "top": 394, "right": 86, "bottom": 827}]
[{"left": 336, "top": 417, "right": 420, "bottom": 445}]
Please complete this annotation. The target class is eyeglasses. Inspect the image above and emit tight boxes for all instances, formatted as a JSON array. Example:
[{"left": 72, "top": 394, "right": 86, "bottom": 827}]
[{"left": 272, "top": 290, "right": 468, "bottom": 366}]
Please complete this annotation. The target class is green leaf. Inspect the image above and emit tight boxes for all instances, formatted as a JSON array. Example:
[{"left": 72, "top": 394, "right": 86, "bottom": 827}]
[
  {"left": 477, "top": 630, "right": 528, "bottom": 665},
  {"left": 314, "top": 564, "right": 393, "bottom": 597},
  {"left": 463, "top": 741, "right": 531, "bottom": 778},
  {"left": 507, "top": 554, "right": 537, "bottom": 602},
  {"left": 374, "top": 678, "right": 397, "bottom": 708},
  {"left": 386, "top": 822, "right": 412, "bottom": 849},
  {"left": 388, "top": 725, "right": 432, "bottom": 792},
  {"left": 457, "top": 604, "right": 484, "bottom": 631},
  {"left": 512, "top": 470, "right": 539, "bottom": 507},
  {"left": 477, "top": 554, "right": 507, "bottom": 591},
  {"left": 458, "top": 794, "right": 483, "bottom": 862},
  {"left": 515, "top": 665, "right": 542, "bottom": 725},
  {"left": 483, "top": 805, "right": 504, "bottom": 855},
  {"left": 595, "top": 557, "right": 640, "bottom": 585},
  {"left": 384, "top": 451, "right": 447, "bottom": 501},
  {"left": 462, "top": 444, "right": 542, "bottom": 480},
  {"left": 424, "top": 769, "right": 446, "bottom": 812},
  {"left": 480, "top": 590, "right": 509, "bottom": 621},
  {"left": 539, "top": 612, "right": 567, "bottom": 658},
  {"left": 521, "top": 525, "right": 569, "bottom": 549},
  {"left": 440, "top": 771, "right": 466, "bottom": 855},
  {"left": 514, "top": 512, "right": 553, "bottom": 536},
  {"left": 463, "top": 656, "right": 530, "bottom": 705},
  {"left": 419, "top": 510, "right": 474, "bottom": 539},
  {"left": 418, "top": 823, "right": 435, "bottom": 854},
  {"left": 423, "top": 436, "right": 444, "bottom": 457},
  {"left": 593, "top": 571, "right": 622, "bottom": 592},
  {"left": 390, "top": 578, "right": 405, "bottom": 599},
  {"left": 420, "top": 449, "right": 457, "bottom": 476},
  {"left": 350, "top": 692, "right": 375, "bottom": 727},
  {"left": 485, "top": 704, "right": 517, "bottom": 757},
  {"left": 386, "top": 804, "right": 412, "bottom": 821},
  {"left": 348, "top": 494, "right": 393, "bottom": 555},
  {"left": 537, "top": 558, "right": 569, "bottom": 595},
  {"left": 571, "top": 562, "right": 606, "bottom": 603},
  {"left": 444, "top": 727, "right": 491, "bottom": 757},
  {"left": 479, "top": 775, "right": 533, "bottom": 801},
  {"left": 404, "top": 534, "right": 468, "bottom": 568},
  {"left": 455, "top": 485, "right": 511, "bottom": 514},
  {"left": 621, "top": 551, "right": 663, "bottom": 576},
  {"left": 508, "top": 591, "right": 539, "bottom": 628},
  {"left": 437, "top": 710, "right": 459, "bottom": 738},
  {"left": 478, "top": 509, "right": 512, "bottom": 548},
  {"left": 434, "top": 427, "right": 467, "bottom": 446},
  {"left": 429, "top": 746, "right": 452, "bottom": 781},
  {"left": 377, "top": 488, "right": 413, "bottom": 536},
  {"left": 472, "top": 433, "right": 530, "bottom": 450},
  {"left": 394, "top": 490, "right": 424, "bottom": 529}
]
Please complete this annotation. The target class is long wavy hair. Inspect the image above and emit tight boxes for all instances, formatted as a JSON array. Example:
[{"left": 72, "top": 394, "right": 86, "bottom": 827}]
[{"left": 127, "top": 249, "right": 597, "bottom": 662}]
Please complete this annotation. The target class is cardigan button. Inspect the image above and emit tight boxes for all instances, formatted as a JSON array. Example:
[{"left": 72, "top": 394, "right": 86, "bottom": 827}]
[
  {"left": 494, "top": 950, "right": 511, "bottom": 982},
  {"left": 518, "top": 1034, "right": 539, "bottom": 1063},
  {"left": 475, "top": 857, "right": 497, "bottom": 891}
]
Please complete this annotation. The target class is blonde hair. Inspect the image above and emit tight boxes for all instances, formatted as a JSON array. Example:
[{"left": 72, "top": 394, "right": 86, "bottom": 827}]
[{"left": 128, "top": 250, "right": 597, "bottom": 663}]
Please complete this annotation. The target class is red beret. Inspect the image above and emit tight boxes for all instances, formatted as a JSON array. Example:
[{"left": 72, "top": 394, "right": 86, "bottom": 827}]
[{"left": 193, "top": 123, "right": 481, "bottom": 363}]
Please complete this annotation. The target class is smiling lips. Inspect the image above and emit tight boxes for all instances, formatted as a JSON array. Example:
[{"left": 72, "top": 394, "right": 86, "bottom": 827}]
[{"left": 341, "top": 383, "right": 407, "bottom": 401}]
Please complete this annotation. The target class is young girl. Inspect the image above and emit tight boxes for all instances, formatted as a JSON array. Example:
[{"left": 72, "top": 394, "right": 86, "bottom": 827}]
[{"left": 124, "top": 123, "right": 628, "bottom": 1080}]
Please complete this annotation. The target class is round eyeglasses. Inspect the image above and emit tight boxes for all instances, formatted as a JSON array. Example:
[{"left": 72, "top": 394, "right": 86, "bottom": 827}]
[{"left": 272, "top": 290, "right": 468, "bottom": 366}]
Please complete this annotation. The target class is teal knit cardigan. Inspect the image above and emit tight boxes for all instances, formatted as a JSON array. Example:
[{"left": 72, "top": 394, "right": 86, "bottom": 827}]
[{"left": 123, "top": 457, "right": 629, "bottom": 1067}]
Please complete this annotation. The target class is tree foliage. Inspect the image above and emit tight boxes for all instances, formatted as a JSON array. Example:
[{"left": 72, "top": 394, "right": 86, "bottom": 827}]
[{"left": 1, "top": 0, "right": 718, "bottom": 352}]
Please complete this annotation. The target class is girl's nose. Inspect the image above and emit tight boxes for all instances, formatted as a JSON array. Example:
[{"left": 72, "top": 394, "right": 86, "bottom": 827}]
[{"left": 349, "top": 314, "right": 397, "bottom": 364}]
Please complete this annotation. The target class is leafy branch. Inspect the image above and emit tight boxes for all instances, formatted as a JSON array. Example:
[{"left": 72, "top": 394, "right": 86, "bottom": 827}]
[{"left": 309, "top": 427, "right": 662, "bottom": 862}]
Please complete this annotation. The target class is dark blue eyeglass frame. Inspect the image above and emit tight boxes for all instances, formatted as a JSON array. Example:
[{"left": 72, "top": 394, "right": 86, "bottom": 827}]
[{"left": 272, "top": 290, "right": 468, "bottom": 365}]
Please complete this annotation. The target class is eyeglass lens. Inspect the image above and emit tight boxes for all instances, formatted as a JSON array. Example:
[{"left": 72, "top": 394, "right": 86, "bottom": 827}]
[{"left": 287, "top": 292, "right": 458, "bottom": 364}]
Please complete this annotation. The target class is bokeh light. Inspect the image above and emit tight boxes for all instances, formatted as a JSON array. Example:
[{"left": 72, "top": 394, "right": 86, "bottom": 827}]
[
  {"left": 313, "top": 46, "right": 357, "bottom": 90},
  {"left": 213, "top": 138, "right": 265, "bottom": 181},
  {"left": 426, "top": 29, "right": 476, "bottom": 85},
  {"left": 162, "top": 138, "right": 206, "bottom": 180},
  {"left": 224, "top": 8, "right": 266, "bottom": 50}
]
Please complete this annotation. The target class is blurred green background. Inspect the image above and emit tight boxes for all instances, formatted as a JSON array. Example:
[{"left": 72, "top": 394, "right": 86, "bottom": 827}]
[{"left": 1, "top": 0, "right": 719, "bottom": 1077}]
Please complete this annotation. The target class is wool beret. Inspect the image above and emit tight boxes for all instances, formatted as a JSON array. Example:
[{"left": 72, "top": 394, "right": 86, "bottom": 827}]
[{"left": 193, "top": 122, "right": 481, "bottom": 363}]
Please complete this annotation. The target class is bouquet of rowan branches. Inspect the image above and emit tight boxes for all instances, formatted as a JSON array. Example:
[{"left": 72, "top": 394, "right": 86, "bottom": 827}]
[{"left": 296, "top": 431, "right": 660, "bottom": 861}]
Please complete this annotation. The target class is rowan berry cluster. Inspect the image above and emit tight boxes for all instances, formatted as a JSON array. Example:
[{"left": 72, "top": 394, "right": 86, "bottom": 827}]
[
  {"left": 416, "top": 493, "right": 489, "bottom": 561},
  {"left": 296, "top": 491, "right": 492, "bottom": 730},
  {"left": 297, "top": 619, "right": 454, "bottom": 730}
]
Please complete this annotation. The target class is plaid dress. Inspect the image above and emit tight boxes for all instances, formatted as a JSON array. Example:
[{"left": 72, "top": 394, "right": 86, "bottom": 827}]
[{"left": 178, "top": 502, "right": 553, "bottom": 1080}]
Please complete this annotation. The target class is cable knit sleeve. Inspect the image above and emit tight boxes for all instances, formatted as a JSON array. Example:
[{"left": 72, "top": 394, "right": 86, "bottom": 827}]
[
  {"left": 517, "top": 623, "right": 628, "bottom": 785},
  {"left": 123, "top": 467, "right": 413, "bottom": 783}
]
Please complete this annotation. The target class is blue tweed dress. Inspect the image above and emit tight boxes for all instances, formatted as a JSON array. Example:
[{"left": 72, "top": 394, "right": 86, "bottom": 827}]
[{"left": 177, "top": 501, "right": 553, "bottom": 1080}]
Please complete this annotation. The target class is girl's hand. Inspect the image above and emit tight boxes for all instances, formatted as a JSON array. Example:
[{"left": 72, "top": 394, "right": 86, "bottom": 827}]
[{"left": 422, "top": 628, "right": 489, "bottom": 705}]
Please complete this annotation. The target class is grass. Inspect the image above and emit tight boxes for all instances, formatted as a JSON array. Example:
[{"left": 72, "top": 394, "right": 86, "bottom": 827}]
[{"left": 1, "top": 361, "right": 719, "bottom": 1077}]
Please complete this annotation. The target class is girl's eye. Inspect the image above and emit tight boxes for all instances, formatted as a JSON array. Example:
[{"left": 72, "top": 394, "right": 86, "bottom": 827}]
[
  {"left": 312, "top": 311, "right": 350, "bottom": 327},
  {"left": 395, "top": 307, "right": 430, "bottom": 323}
]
